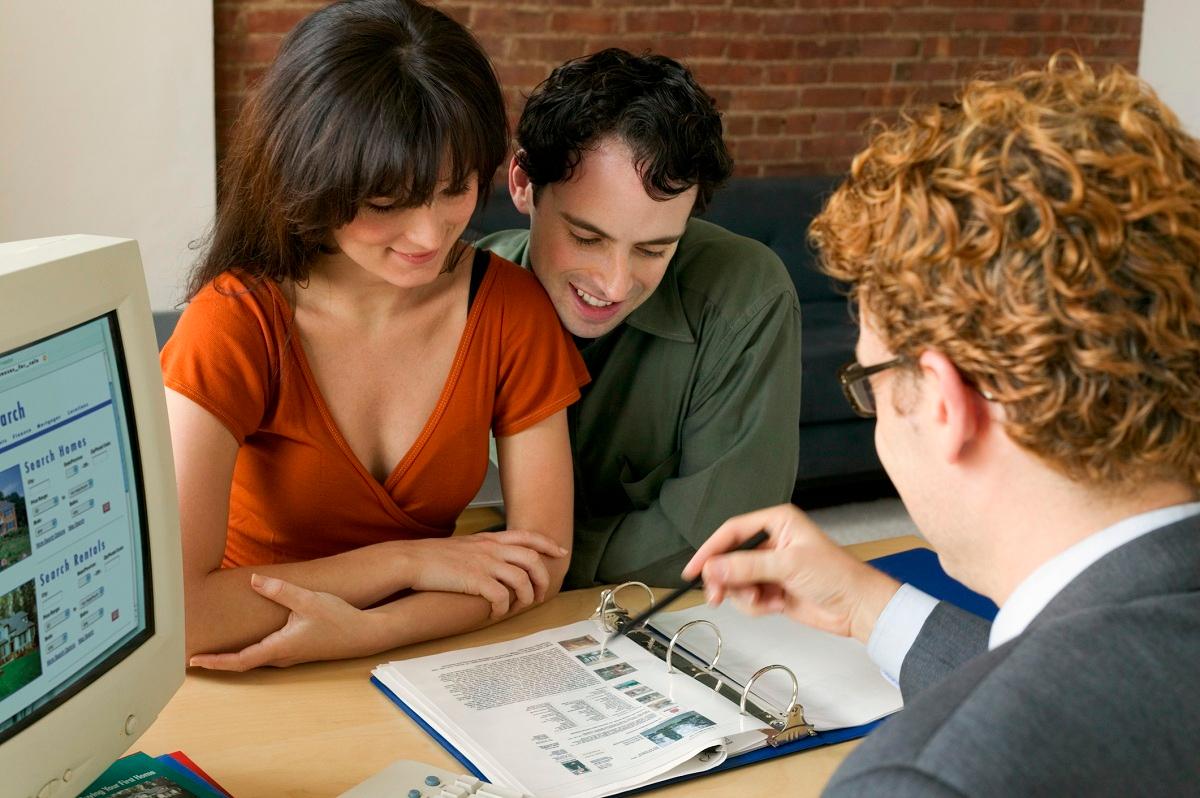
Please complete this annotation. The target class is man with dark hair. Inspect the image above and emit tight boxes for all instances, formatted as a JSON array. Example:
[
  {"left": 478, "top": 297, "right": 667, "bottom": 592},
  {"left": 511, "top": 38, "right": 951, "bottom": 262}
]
[{"left": 480, "top": 49, "right": 801, "bottom": 589}]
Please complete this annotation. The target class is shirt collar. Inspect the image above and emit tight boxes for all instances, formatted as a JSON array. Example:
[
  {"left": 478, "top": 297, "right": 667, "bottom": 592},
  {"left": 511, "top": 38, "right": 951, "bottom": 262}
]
[
  {"left": 622, "top": 257, "right": 694, "bottom": 344},
  {"left": 989, "top": 501, "right": 1200, "bottom": 650},
  {"left": 504, "top": 234, "right": 533, "bottom": 270}
]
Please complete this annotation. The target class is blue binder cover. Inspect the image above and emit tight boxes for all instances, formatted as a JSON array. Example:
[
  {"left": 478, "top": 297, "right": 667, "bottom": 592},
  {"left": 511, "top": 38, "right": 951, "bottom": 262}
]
[{"left": 370, "top": 546, "right": 997, "bottom": 793}]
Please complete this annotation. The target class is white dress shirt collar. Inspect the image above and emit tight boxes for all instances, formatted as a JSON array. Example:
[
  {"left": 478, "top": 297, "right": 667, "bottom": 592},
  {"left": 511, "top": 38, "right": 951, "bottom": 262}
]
[{"left": 988, "top": 501, "right": 1200, "bottom": 650}]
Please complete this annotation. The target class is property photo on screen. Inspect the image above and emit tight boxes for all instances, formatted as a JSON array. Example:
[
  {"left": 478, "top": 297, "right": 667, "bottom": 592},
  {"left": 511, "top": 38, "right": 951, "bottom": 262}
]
[
  {"left": 0, "top": 580, "right": 41, "bottom": 702},
  {"left": 0, "top": 465, "right": 31, "bottom": 574}
]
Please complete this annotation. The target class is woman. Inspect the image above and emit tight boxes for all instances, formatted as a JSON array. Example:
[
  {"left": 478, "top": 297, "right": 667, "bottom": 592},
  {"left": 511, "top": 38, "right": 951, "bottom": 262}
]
[{"left": 162, "top": 0, "right": 586, "bottom": 669}]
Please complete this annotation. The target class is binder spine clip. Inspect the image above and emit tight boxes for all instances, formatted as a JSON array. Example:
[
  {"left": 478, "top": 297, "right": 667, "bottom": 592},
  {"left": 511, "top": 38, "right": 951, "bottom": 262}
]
[
  {"left": 595, "top": 582, "right": 816, "bottom": 748},
  {"left": 590, "top": 582, "right": 655, "bottom": 634},
  {"left": 742, "top": 665, "right": 816, "bottom": 746}
]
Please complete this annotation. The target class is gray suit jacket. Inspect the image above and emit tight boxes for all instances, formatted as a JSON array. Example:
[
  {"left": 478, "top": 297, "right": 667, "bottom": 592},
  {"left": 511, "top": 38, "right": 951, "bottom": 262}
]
[{"left": 824, "top": 515, "right": 1200, "bottom": 797}]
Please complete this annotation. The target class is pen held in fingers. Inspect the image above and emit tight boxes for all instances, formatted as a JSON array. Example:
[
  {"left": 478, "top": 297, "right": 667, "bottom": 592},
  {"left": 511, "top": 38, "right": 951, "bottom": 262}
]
[{"left": 610, "top": 529, "right": 771, "bottom": 642}]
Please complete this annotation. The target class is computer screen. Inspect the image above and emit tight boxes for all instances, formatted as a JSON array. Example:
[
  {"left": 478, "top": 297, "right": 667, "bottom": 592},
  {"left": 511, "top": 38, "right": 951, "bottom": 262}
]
[
  {"left": 0, "top": 236, "right": 183, "bottom": 798},
  {"left": 0, "top": 314, "right": 154, "bottom": 740}
]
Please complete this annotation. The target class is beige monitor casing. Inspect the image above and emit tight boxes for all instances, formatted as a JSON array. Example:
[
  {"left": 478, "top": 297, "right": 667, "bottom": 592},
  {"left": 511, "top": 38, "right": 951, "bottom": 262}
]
[{"left": 0, "top": 235, "right": 184, "bottom": 798}]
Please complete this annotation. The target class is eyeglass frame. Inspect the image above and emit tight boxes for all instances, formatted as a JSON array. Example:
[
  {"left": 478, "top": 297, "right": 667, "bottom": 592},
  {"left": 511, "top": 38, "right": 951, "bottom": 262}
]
[
  {"left": 837, "top": 357, "right": 906, "bottom": 418},
  {"left": 838, "top": 356, "right": 997, "bottom": 418}
]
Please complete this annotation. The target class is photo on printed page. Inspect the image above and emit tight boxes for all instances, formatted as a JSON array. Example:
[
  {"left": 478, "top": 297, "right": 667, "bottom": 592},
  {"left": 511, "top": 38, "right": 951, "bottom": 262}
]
[
  {"left": 0, "top": 465, "right": 32, "bottom": 574},
  {"left": 575, "top": 649, "right": 617, "bottom": 665},
  {"left": 624, "top": 685, "right": 651, "bottom": 697},
  {"left": 0, "top": 580, "right": 41, "bottom": 702},
  {"left": 594, "top": 662, "right": 636, "bottom": 680},
  {"left": 641, "top": 711, "right": 717, "bottom": 748},
  {"left": 636, "top": 692, "right": 664, "bottom": 704},
  {"left": 561, "top": 759, "right": 590, "bottom": 776},
  {"left": 648, "top": 698, "right": 673, "bottom": 710},
  {"left": 613, "top": 680, "right": 639, "bottom": 690},
  {"left": 558, "top": 635, "right": 600, "bottom": 652}
]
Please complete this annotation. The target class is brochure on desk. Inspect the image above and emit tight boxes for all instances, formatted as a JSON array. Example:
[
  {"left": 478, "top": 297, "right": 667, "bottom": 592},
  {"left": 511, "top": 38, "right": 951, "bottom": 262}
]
[
  {"left": 371, "top": 547, "right": 995, "bottom": 798},
  {"left": 80, "top": 751, "right": 231, "bottom": 798}
]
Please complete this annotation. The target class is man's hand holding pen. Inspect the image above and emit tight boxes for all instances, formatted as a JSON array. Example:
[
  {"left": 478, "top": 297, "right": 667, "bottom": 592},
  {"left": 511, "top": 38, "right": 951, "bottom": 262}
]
[
  {"left": 682, "top": 504, "right": 903, "bottom": 645},
  {"left": 601, "top": 530, "right": 770, "bottom": 653}
]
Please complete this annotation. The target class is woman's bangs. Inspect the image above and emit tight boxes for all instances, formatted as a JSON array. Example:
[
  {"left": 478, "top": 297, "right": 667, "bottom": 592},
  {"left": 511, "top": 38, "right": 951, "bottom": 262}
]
[{"left": 354, "top": 86, "right": 494, "bottom": 209}]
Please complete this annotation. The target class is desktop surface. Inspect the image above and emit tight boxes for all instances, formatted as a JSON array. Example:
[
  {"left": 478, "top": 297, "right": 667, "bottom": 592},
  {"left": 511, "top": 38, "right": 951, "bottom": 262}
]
[{"left": 128, "top": 535, "right": 924, "bottom": 798}]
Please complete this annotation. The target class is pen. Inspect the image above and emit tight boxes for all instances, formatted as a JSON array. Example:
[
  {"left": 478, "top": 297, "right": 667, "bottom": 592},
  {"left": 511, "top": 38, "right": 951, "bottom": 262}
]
[{"left": 602, "top": 529, "right": 771, "bottom": 650}]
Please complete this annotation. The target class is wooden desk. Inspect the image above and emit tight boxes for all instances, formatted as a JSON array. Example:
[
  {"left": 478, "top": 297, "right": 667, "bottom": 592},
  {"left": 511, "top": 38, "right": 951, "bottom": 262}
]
[{"left": 131, "top": 535, "right": 926, "bottom": 797}]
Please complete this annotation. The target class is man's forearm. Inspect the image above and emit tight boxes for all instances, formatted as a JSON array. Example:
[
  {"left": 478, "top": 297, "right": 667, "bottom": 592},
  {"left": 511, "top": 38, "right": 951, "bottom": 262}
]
[
  {"left": 897, "top": 601, "right": 992, "bottom": 699},
  {"left": 865, "top": 583, "right": 939, "bottom": 683}
]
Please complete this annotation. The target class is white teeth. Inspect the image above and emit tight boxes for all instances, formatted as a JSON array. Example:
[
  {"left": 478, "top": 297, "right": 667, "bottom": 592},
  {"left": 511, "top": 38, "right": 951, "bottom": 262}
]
[{"left": 575, "top": 287, "right": 613, "bottom": 308}]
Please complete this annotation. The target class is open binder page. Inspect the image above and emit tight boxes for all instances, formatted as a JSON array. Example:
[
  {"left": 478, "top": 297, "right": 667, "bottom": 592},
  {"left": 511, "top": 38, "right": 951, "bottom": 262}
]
[
  {"left": 649, "top": 603, "right": 902, "bottom": 730},
  {"left": 373, "top": 620, "right": 772, "bottom": 798}
]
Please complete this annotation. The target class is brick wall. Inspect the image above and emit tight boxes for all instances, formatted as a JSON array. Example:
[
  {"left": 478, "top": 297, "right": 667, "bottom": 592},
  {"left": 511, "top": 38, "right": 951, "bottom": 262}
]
[{"left": 215, "top": 0, "right": 1144, "bottom": 176}]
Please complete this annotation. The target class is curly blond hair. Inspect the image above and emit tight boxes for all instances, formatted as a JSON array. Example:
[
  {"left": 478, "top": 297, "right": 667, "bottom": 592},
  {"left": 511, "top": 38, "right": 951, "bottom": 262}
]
[{"left": 811, "top": 54, "right": 1200, "bottom": 489}]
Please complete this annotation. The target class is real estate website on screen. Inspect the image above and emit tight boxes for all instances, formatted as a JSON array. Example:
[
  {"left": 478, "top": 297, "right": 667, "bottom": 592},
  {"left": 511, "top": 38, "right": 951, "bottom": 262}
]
[{"left": 0, "top": 314, "right": 151, "bottom": 740}]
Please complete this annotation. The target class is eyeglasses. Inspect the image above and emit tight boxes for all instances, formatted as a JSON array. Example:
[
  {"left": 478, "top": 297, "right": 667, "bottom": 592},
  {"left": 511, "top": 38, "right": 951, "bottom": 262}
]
[
  {"left": 837, "top": 357, "right": 905, "bottom": 418},
  {"left": 838, "top": 356, "right": 997, "bottom": 418}
]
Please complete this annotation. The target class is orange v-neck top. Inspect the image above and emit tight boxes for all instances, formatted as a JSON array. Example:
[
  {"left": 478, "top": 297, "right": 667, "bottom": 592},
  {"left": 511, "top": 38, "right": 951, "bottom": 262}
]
[{"left": 160, "top": 252, "right": 589, "bottom": 568}]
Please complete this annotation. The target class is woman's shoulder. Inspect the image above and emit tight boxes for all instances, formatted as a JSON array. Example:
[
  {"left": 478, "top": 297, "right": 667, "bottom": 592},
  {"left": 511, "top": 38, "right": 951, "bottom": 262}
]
[
  {"left": 162, "top": 269, "right": 286, "bottom": 442},
  {"left": 479, "top": 250, "right": 552, "bottom": 308},
  {"left": 185, "top": 270, "right": 287, "bottom": 328},
  {"left": 169, "top": 270, "right": 290, "bottom": 361},
  {"left": 191, "top": 269, "right": 278, "bottom": 306}
]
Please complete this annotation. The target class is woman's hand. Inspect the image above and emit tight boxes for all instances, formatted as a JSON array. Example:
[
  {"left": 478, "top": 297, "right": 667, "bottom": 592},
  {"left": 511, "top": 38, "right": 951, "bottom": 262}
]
[
  {"left": 188, "top": 574, "right": 385, "bottom": 670},
  {"left": 682, "top": 504, "right": 901, "bottom": 643},
  {"left": 400, "top": 531, "right": 568, "bottom": 618}
]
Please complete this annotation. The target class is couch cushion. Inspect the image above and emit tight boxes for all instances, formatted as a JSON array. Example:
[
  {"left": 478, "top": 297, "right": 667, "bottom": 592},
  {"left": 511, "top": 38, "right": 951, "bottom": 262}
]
[
  {"left": 796, "top": 417, "right": 882, "bottom": 486},
  {"left": 700, "top": 176, "right": 845, "bottom": 302},
  {"left": 802, "top": 300, "right": 860, "bottom": 425},
  {"left": 154, "top": 310, "right": 181, "bottom": 350}
]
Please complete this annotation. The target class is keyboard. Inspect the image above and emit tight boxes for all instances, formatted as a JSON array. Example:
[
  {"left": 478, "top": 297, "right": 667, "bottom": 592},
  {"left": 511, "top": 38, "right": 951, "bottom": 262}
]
[{"left": 337, "top": 759, "right": 533, "bottom": 798}]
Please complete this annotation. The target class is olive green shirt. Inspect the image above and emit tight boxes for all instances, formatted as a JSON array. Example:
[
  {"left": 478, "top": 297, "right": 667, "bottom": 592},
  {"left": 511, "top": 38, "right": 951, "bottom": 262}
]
[{"left": 479, "top": 219, "right": 801, "bottom": 588}]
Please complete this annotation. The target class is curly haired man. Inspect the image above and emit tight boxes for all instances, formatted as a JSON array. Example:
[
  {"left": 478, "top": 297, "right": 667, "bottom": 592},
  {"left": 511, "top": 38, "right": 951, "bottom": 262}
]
[{"left": 687, "top": 54, "right": 1200, "bottom": 796}]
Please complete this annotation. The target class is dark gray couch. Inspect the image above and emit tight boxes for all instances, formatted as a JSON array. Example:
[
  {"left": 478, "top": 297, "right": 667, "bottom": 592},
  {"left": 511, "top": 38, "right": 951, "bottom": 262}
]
[
  {"left": 155, "top": 177, "right": 890, "bottom": 503},
  {"left": 466, "top": 177, "right": 889, "bottom": 502}
]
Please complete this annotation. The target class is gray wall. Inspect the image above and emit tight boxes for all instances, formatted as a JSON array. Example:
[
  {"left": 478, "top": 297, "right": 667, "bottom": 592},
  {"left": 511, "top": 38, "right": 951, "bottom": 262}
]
[{"left": 1139, "top": 0, "right": 1200, "bottom": 136}]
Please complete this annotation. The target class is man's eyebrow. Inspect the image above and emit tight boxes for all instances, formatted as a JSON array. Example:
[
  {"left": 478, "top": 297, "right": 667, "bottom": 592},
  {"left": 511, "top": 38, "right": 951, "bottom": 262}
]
[
  {"left": 560, "top": 211, "right": 684, "bottom": 247},
  {"left": 560, "top": 212, "right": 612, "bottom": 240}
]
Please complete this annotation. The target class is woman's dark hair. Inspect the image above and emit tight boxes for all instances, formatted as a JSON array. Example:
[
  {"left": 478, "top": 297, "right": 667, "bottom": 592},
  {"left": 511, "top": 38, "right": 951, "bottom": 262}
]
[
  {"left": 188, "top": 0, "right": 507, "bottom": 299},
  {"left": 515, "top": 48, "right": 732, "bottom": 214}
]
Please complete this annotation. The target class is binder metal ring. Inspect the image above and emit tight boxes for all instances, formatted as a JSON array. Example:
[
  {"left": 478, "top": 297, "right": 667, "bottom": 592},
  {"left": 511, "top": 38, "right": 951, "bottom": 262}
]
[
  {"left": 590, "top": 581, "right": 655, "bottom": 634},
  {"left": 589, "top": 587, "right": 816, "bottom": 746},
  {"left": 665, "top": 619, "right": 724, "bottom": 692},
  {"left": 740, "top": 663, "right": 799, "bottom": 718},
  {"left": 665, "top": 619, "right": 722, "bottom": 675}
]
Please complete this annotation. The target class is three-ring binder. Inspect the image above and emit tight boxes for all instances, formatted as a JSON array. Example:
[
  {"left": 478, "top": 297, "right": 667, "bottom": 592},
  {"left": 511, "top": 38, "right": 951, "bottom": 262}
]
[{"left": 590, "top": 582, "right": 816, "bottom": 746}]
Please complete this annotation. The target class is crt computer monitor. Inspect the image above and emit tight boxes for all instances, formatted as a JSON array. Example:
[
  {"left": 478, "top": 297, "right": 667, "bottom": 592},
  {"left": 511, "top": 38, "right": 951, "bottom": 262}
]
[{"left": 0, "top": 235, "right": 183, "bottom": 798}]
